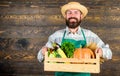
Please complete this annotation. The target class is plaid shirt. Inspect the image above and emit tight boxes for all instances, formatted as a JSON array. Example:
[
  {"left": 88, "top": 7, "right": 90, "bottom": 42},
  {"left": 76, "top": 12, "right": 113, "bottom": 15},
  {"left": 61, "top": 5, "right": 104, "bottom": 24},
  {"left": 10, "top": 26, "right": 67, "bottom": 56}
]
[{"left": 37, "top": 26, "right": 112, "bottom": 62}]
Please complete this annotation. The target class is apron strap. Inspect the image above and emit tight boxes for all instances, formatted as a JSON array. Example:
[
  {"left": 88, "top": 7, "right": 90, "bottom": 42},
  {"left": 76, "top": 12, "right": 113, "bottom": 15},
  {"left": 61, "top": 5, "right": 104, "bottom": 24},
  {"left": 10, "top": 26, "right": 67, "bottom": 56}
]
[
  {"left": 61, "top": 30, "right": 66, "bottom": 44},
  {"left": 81, "top": 29, "right": 86, "bottom": 42}
]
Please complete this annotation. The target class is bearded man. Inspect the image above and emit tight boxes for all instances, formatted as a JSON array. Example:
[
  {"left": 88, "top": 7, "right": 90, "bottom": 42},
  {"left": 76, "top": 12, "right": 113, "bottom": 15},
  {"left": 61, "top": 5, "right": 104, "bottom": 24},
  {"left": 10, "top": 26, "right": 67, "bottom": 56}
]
[{"left": 37, "top": 2, "right": 112, "bottom": 76}]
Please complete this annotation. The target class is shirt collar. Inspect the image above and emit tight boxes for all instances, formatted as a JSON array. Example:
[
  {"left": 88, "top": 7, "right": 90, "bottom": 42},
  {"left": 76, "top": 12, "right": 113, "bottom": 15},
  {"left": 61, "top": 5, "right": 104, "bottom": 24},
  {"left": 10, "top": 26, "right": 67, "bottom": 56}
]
[{"left": 65, "top": 26, "right": 81, "bottom": 35}]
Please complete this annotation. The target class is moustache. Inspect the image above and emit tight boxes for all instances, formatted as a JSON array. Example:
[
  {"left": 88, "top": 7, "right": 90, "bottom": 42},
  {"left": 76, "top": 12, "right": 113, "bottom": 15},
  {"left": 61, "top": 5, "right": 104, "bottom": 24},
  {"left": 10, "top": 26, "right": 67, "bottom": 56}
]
[{"left": 68, "top": 17, "right": 78, "bottom": 21}]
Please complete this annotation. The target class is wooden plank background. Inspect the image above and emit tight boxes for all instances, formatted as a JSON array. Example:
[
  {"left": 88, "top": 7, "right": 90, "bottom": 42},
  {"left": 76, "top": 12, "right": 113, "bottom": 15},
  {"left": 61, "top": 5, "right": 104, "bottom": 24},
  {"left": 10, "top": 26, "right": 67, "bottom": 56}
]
[{"left": 0, "top": 0, "right": 120, "bottom": 76}]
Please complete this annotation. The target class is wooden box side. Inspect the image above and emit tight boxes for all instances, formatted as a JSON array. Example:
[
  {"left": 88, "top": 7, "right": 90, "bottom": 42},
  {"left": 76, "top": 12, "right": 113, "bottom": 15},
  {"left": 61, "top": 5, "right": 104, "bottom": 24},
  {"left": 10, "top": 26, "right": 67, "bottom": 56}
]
[{"left": 44, "top": 52, "right": 100, "bottom": 73}]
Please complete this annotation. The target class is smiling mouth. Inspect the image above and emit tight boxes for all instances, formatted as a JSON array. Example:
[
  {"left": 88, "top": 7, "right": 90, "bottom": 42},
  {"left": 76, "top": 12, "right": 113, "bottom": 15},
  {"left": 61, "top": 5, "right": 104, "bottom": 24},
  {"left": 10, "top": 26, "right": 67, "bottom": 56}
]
[
  {"left": 69, "top": 18, "right": 77, "bottom": 22},
  {"left": 68, "top": 17, "right": 78, "bottom": 22}
]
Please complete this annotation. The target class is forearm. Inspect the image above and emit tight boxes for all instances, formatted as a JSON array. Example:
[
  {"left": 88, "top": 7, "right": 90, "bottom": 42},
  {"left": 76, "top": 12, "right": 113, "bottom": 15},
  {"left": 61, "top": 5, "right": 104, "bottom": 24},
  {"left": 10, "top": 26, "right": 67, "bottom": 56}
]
[{"left": 86, "top": 32, "right": 112, "bottom": 60}]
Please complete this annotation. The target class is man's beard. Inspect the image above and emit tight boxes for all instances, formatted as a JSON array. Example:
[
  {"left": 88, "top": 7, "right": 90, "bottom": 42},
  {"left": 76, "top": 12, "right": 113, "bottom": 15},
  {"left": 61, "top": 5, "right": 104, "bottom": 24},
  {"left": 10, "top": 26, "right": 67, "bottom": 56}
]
[{"left": 66, "top": 17, "right": 81, "bottom": 29}]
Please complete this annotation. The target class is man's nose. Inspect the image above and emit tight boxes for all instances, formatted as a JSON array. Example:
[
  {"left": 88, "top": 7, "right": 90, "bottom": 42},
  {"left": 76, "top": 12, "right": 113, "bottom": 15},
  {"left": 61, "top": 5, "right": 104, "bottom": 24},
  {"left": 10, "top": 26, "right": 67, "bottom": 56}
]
[{"left": 70, "top": 13, "right": 75, "bottom": 17}]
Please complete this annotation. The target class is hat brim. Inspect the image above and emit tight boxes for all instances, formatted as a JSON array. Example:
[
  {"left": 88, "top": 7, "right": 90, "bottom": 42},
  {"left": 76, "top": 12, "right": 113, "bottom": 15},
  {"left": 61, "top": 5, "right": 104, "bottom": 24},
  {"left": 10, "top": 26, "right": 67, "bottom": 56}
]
[{"left": 61, "top": 2, "right": 88, "bottom": 19}]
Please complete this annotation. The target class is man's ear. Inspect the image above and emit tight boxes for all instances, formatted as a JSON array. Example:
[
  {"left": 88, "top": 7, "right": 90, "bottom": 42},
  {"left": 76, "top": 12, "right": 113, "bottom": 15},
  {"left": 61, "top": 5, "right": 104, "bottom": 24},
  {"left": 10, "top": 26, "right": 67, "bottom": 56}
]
[
  {"left": 64, "top": 15, "right": 67, "bottom": 20},
  {"left": 65, "top": 14, "right": 67, "bottom": 18},
  {"left": 80, "top": 15, "right": 83, "bottom": 20}
]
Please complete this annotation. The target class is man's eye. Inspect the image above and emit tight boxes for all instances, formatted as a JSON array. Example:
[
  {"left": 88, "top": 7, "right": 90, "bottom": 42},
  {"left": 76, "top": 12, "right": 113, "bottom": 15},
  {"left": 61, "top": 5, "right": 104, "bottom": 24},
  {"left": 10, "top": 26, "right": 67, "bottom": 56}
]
[
  {"left": 75, "top": 11, "right": 79, "bottom": 14},
  {"left": 67, "top": 12, "right": 71, "bottom": 14}
]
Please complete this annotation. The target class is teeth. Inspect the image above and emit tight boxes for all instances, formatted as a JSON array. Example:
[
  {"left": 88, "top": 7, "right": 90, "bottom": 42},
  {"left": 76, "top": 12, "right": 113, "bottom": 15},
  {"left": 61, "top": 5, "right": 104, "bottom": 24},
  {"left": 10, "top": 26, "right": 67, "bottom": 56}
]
[{"left": 70, "top": 19, "right": 76, "bottom": 22}]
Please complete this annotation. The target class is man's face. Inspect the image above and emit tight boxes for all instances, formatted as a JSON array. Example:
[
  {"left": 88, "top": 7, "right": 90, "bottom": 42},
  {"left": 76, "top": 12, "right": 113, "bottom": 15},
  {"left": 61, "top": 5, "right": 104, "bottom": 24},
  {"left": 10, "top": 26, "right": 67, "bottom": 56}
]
[{"left": 65, "top": 9, "right": 82, "bottom": 29}]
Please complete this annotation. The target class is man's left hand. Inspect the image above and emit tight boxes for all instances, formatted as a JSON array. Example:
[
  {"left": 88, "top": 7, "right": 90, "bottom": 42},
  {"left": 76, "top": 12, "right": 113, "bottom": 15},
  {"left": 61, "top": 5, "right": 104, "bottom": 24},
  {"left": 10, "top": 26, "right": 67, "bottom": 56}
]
[{"left": 95, "top": 48, "right": 103, "bottom": 57}]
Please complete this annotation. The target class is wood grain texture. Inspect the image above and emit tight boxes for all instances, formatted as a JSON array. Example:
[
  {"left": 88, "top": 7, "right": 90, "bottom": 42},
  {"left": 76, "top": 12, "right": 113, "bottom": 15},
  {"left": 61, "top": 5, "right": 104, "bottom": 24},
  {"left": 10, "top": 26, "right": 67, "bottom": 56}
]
[{"left": 0, "top": 0, "right": 120, "bottom": 76}]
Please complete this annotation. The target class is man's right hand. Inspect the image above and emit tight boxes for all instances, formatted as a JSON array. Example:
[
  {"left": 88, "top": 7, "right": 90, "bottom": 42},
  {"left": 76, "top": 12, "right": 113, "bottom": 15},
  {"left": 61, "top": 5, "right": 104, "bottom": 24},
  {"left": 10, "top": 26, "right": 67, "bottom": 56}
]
[{"left": 41, "top": 46, "right": 48, "bottom": 56}]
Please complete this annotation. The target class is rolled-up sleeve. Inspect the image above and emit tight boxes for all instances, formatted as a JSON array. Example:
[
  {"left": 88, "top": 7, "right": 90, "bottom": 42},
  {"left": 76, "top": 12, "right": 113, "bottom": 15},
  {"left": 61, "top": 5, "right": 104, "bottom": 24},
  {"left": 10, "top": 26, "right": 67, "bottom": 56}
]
[
  {"left": 100, "top": 43, "right": 112, "bottom": 59},
  {"left": 37, "top": 49, "right": 44, "bottom": 62}
]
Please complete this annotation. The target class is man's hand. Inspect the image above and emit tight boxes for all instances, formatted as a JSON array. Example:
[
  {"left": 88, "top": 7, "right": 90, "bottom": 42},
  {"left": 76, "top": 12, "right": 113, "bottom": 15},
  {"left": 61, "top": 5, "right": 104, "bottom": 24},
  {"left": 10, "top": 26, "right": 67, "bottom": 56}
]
[
  {"left": 95, "top": 48, "right": 103, "bottom": 57},
  {"left": 41, "top": 46, "right": 48, "bottom": 56}
]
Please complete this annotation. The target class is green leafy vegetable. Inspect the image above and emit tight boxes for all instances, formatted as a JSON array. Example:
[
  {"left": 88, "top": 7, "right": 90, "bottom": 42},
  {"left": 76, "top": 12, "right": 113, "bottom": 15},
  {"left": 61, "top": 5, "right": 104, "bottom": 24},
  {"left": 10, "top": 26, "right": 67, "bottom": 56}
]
[{"left": 61, "top": 41, "right": 75, "bottom": 58}]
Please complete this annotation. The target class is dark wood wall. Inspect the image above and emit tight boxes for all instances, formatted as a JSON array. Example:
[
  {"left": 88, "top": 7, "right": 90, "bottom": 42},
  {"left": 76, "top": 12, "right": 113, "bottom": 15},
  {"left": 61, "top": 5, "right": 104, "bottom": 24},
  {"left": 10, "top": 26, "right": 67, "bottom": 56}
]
[{"left": 0, "top": 0, "right": 120, "bottom": 76}]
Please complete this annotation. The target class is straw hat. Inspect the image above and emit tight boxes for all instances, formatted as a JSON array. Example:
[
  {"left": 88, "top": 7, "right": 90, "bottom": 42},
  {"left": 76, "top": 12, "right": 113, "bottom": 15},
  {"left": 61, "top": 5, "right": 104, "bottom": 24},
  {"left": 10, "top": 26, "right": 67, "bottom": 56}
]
[{"left": 61, "top": 2, "right": 88, "bottom": 19}]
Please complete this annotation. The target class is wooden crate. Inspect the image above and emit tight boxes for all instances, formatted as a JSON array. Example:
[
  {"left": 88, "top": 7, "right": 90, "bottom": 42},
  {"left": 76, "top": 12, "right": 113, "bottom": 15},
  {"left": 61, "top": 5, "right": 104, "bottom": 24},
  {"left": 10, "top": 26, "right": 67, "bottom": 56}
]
[{"left": 44, "top": 52, "right": 100, "bottom": 73}]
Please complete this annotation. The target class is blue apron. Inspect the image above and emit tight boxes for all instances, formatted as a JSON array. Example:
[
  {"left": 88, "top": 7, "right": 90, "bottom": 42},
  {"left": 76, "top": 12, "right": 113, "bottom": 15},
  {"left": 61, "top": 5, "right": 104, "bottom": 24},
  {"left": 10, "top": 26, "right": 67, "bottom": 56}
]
[{"left": 55, "top": 29, "right": 90, "bottom": 76}]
